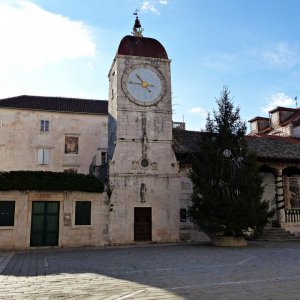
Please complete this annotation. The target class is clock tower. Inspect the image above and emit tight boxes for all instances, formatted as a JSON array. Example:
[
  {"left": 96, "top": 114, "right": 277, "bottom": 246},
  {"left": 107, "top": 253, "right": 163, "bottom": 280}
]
[{"left": 107, "top": 16, "right": 179, "bottom": 244}]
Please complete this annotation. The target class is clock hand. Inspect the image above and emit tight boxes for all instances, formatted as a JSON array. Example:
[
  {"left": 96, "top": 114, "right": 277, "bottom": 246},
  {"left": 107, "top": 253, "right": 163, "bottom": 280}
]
[
  {"left": 135, "top": 74, "right": 154, "bottom": 91},
  {"left": 128, "top": 81, "right": 142, "bottom": 85},
  {"left": 136, "top": 74, "right": 143, "bottom": 83}
]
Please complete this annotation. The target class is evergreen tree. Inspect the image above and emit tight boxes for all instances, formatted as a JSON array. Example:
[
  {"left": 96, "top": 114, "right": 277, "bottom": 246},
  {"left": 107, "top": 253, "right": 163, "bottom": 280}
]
[{"left": 189, "top": 87, "right": 273, "bottom": 238}]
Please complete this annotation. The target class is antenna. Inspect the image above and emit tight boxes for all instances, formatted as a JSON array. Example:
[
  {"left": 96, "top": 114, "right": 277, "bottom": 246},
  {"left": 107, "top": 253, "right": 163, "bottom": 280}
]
[{"left": 295, "top": 96, "right": 298, "bottom": 108}]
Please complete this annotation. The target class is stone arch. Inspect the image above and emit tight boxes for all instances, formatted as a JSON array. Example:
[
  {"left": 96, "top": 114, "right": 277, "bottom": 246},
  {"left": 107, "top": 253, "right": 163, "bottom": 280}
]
[
  {"left": 259, "top": 165, "right": 276, "bottom": 222},
  {"left": 259, "top": 165, "right": 276, "bottom": 174},
  {"left": 283, "top": 166, "right": 300, "bottom": 209}
]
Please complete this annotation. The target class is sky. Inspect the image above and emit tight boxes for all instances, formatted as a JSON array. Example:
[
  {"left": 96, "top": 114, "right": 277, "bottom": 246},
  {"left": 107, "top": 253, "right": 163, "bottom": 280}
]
[{"left": 1, "top": 0, "right": 300, "bottom": 131}]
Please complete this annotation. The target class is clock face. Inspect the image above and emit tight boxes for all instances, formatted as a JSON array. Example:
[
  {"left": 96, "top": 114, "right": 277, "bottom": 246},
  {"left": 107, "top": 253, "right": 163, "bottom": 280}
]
[{"left": 122, "top": 65, "right": 166, "bottom": 105}]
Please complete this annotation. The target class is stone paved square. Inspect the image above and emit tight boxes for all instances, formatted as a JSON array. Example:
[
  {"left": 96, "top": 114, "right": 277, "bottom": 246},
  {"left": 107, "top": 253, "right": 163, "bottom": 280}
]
[{"left": 1, "top": 241, "right": 300, "bottom": 299}]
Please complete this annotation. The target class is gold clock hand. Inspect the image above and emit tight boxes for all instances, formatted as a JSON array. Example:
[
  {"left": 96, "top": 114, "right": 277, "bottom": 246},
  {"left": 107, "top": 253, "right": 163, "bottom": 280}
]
[{"left": 135, "top": 73, "right": 153, "bottom": 91}]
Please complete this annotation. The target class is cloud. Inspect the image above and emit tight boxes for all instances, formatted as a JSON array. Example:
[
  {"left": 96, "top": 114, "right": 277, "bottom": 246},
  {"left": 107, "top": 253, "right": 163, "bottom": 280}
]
[
  {"left": 262, "top": 92, "right": 295, "bottom": 112},
  {"left": 141, "top": 0, "right": 168, "bottom": 14},
  {"left": 0, "top": 0, "right": 96, "bottom": 70},
  {"left": 262, "top": 42, "right": 299, "bottom": 69},
  {"left": 141, "top": 1, "right": 159, "bottom": 13},
  {"left": 188, "top": 107, "right": 207, "bottom": 115}
]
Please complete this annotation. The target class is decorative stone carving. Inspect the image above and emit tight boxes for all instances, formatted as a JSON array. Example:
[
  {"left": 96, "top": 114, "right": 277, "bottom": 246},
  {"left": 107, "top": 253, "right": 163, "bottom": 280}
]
[{"left": 140, "top": 183, "right": 146, "bottom": 202}]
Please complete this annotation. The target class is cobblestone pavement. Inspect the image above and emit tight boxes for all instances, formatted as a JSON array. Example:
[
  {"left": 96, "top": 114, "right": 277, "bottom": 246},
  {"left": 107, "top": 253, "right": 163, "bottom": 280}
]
[{"left": 1, "top": 241, "right": 300, "bottom": 299}]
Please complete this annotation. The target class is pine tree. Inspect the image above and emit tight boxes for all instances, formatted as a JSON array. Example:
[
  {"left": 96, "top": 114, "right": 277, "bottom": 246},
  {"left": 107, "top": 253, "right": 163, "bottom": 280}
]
[{"left": 189, "top": 87, "right": 273, "bottom": 238}]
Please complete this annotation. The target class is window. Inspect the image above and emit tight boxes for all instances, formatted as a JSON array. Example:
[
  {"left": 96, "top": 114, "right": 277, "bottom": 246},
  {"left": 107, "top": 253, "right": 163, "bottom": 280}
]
[
  {"left": 65, "top": 136, "right": 79, "bottom": 154},
  {"left": 180, "top": 208, "right": 187, "bottom": 222},
  {"left": 0, "top": 201, "right": 15, "bottom": 226},
  {"left": 101, "top": 151, "right": 107, "bottom": 165},
  {"left": 40, "top": 120, "right": 49, "bottom": 132},
  {"left": 38, "top": 149, "right": 50, "bottom": 165},
  {"left": 75, "top": 201, "right": 91, "bottom": 225}
]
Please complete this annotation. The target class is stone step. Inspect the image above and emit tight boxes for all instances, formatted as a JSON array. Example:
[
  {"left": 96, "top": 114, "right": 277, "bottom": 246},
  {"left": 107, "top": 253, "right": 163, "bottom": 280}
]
[
  {"left": 263, "top": 228, "right": 289, "bottom": 233},
  {"left": 259, "top": 236, "right": 297, "bottom": 240},
  {"left": 260, "top": 232, "right": 295, "bottom": 237},
  {"left": 256, "top": 227, "right": 300, "bottom": 241}
]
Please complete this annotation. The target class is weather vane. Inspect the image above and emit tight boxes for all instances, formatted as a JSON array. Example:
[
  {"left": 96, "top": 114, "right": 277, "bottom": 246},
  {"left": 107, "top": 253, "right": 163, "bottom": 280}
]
[{"left": 132, "top": 9, "right": 144, "bottom": 37}]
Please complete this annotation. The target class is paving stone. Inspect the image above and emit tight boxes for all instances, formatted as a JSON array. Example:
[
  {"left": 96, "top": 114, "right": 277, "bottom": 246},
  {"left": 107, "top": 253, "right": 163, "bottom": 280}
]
[{"left": 1, "top": 242, "right": 300, "bottom": 299}]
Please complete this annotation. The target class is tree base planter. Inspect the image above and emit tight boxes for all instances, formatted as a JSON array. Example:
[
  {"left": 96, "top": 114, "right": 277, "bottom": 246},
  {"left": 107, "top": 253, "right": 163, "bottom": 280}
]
[{"left": 211, "top": 236, "right": 247, "bottom": 247}]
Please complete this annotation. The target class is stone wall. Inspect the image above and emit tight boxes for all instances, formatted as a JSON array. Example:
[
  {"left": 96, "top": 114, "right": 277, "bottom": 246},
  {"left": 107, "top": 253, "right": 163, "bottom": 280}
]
[
  {"left": 0, "top": 108, "right": 108, "bottom": 174},
  {"left": 0, "top": 191, "right": 108, "bottom": 250}
]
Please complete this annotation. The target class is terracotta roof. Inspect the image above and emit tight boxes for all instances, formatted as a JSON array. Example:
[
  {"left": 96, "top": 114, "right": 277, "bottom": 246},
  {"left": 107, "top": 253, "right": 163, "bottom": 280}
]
[
  {"left": 269, "top": 106, "right": 298, "bottom": 113},
  {"left": 255, "top": 126, "right": 273, "bottom": 134},
  {"left": 117, "top": 35, "right": 168, "bottom": 59},
  {"left": 0, "top": 95, "right": 108, "bottom": 114},
  {"left": 247, "top": 135, "right": 300, "bottom": 161},
  {"left": 173, "top": 129, "right": 300, "bottom": 162},
  {"left": 248, "top": 116, "right": 269, "bottom": 122},
  {"left": 173, "top": 129, "right": 202, "bottom": 154},
  {"left": 280, "top": 109, "right": 300, "bottom": 126}
]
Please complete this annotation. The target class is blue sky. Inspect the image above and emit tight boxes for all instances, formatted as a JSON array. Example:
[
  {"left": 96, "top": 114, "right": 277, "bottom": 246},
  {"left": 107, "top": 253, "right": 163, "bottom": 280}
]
[{"left": 1, "top": 0, "right": 300, "bottom": 131}]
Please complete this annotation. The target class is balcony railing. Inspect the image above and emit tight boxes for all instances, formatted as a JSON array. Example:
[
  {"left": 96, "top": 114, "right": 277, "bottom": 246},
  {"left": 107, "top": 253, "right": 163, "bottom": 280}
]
[{"left": 285, "top": 209, "right": 300, "bottom": 223}]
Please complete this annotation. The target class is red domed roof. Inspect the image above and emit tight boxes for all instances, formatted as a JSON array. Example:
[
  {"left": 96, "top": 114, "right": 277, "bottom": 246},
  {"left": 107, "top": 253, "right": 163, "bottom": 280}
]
[{"left": 117, "top": 35, "right": 168, "bottom": 59}]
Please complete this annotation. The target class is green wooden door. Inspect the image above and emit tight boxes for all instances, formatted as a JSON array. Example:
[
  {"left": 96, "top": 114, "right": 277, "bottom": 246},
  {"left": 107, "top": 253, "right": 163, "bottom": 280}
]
[{"left": 30, "top": 201, "right": 60, "bottom": 247}]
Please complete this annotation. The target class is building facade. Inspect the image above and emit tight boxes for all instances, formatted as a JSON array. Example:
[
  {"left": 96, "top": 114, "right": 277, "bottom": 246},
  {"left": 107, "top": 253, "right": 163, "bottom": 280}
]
[
  {"left": 1, "top": 18, "right": 300, "bottom": 250},
  {"left": 0, "top": 96, "right": 108, "bottom": 174},
  {"left": 107, "top": 20, "right": 180, "bottom": 244}
]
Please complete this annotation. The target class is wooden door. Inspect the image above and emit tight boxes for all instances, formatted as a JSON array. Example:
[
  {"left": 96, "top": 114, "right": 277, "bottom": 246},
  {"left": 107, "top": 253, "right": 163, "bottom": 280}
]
[
  {"left": 134, "top": 207, "right": 152, "bottom": 241},
  {"left": 30, "top": 201, "right": 60, "bottom": 247}
]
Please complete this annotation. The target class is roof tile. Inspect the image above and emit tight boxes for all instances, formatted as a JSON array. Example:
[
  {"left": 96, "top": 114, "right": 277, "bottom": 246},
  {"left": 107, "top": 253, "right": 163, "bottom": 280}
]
[
  {"left": 0, "top": 95, "right": 108, "bottom": 114},
  {"left": 173, "top": 129, "right": 300, "bottom": 162}
]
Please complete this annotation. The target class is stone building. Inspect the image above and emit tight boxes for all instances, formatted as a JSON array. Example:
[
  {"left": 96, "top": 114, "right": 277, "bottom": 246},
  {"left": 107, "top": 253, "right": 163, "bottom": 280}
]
[
  {"left": 106, "top": 17, "right": 180, "bottom": 244},
  {"left": 247, "top": 107, "right": 300, "bottom": 235},
  {"left": 1, "top": 17, "right": 300, "bottom": 249},
  {"left": 0, "top": 95, "right": 108, "bottom": 174}
]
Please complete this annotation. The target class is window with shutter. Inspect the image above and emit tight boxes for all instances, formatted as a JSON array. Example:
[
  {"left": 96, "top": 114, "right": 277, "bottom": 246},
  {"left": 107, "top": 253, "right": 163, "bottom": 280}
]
[{"left": 38, "top": 149, "right": 50, "bottom": 165}]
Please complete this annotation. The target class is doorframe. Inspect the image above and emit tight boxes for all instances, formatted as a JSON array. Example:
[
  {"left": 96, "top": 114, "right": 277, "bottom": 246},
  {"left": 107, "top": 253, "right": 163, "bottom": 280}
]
[
  {"left": 26, "top": 193, "right": 64, "bottom": 248},
  {"left": 30, "top": 201, "right": 60, "bottom": 247},
  {"left": 134, "top": 207, "right": 152, "bottom": 242}
]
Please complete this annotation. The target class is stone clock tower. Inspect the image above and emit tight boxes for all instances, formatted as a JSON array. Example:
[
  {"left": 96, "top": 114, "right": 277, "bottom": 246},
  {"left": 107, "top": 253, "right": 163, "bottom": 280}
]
[{"left": 107, "top": 16, "right": 179, "bottom": 244}]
